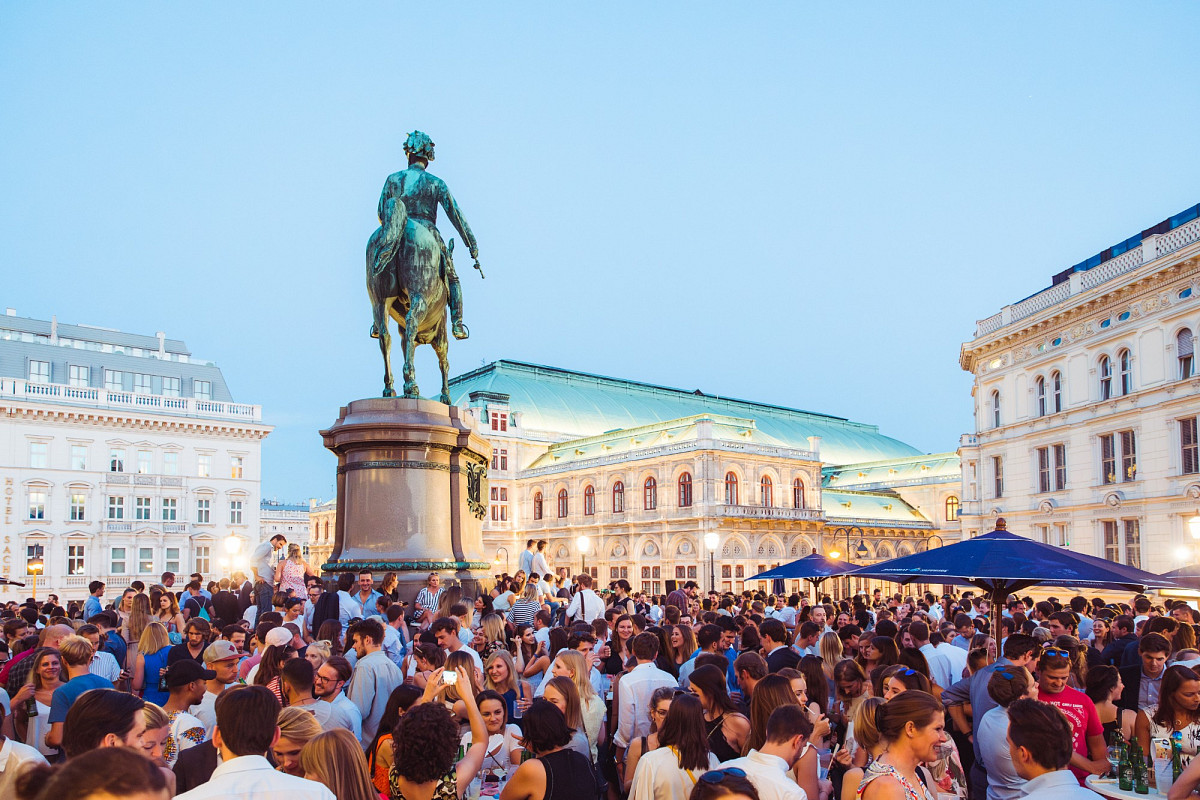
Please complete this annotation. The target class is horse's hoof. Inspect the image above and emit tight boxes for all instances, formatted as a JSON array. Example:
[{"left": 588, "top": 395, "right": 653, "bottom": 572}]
[
  {"left": 382, "top": 387, "right": 395, "bottom": 398},
  {"left": 370, "top": 324, "right": 380, "bottom": 339},
  {"left": 452, "top": 322, "right": 469, "bottom": 340},
  {"left": 438, "top": 394, "right": 451, "bottom": 405},
  {"left": 403, "top": 386, "right": 420, "bottom": 398}
]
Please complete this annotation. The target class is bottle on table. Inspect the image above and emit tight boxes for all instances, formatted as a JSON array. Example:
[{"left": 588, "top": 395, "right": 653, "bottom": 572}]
[{"left": 1119, "top": 735, "right": 1135, "bottom": 792}]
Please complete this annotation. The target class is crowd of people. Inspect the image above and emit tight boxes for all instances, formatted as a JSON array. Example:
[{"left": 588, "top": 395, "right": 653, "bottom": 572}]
[{"left": 3, "top": 533, "right": 1200, "bottom": 800}]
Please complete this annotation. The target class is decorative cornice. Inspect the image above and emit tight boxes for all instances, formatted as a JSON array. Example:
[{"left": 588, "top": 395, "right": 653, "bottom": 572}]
[{"left": 320, "top": 559, "right": 490, "bottom": 573}]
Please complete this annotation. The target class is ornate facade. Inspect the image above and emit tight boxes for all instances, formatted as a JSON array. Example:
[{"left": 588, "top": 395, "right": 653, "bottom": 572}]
[{"left": 959, "top": 203, "right": 1200, "bottom": 573}]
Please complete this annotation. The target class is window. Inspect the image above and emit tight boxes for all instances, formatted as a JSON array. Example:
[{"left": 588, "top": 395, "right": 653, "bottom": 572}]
[
  {"left": 162, "top": 376, "right": 181, "bottom": 397},
  {"left": 68, "top": 365, "right": 89, "bottom": 388},
  {"left": 1051, "top": 371, "right": 1063, "bottom": 413},
  {"left": 1124, "top": 519, "right": 1142, "bottom": 569},
  {"left": 676, "top": 566, "right": 686, "bottom": 579},
  {"left": 196, "top": 498, "right": 211, "bottom": 523},
  {"left": 760, "top": 476, "right": 773, "bottom": 507},
  {"left": 583, "top": 485, "right": 595, "bottom": 515},
  {"left": 195, "top": 546, "right": 211, "bottom": 574},
  {"left": 162, "top": 498, "right": 177, "bottom": 521},
  {"left": 70, "top": 493, "right": 86, "bottom": 521},
  {"left": 163, "top": 451, "right": 177, "bottom": 475},
  {"left": 792, "top": 478, "right": 805, "bottom": 509},
  {"left": 557, "top": 489, "right": 568, "bottom": 518},
  {"left": 610, "top": 566, "right": 628, "bottom": 580},
  {"left": 990, "top": 390, "right": 1001, "bottom": 428},
  {"left": 1036, "top": 445, "right": 1066, "bottom": 492},
  {"left": 138, "top": 547, "right": 154, "bottom": 574},
  {"left": 679, "top": 473, "right": 693, "bottom": 508},
  {"left": 194, "top": 380, "right": 212, "bottom": 400},
  {"left": 197, "top": 454, "right": 211, "bottom": 478},
  {"left": 490, "top": 487, "right": 509, "bottom": 522},
  {"left": 28, "top": 490, "right": 46, "bottom": 520},
  {"left": 533, "top": 492, "right": 543, "bottom": 520},
  {"left": 1182, "top": 417, "right": 1199, "bottom": 475},
  {"left": 230, "top": 499, "right": 244, "bottom": 524},
  {"left": 644, "top": 477, "right": 657, "bottom": 510},
  {"left": 1036, "top": 376, "right": 1046, "bottom": 417},
  {"left": 491, "top": 448, "right": 508, "bottom": 471},
  {"left": 137, "top": 450, "right": 152, "bottom": 474},
  {"left": 71, "top": 445, "right": 87, "bottom": 470},
  {"left": 110, "top": 448, "right": 125, "bottom": 473},
  {"left": 108, "top": 496, "right": 124, "bottom": 519},
  {"left": 231, "top": 455, "right": 244, "bottom": 479},
  {"left": 1179, "top": 329, "right": 1194, "bottom": 380},
  {"left": 1099, "top": 356, "right": 1112, "bottom": 400},
  {"left": 724, "top": 472, "right": 739, "bottom": 505},
  {"left": 105, "top": 370, "right": 123, "bottom": 392},
  {"left": 735, "top": 565, "right": 744, "bottom": 578},
  {"left": 1118, "top": 349, "right": 1132, "bottom": 395},
  {"left": 68, "top": 545, "right": 85, "bottom": 575},
  {"left": 135, "top": 497, "right": 151, "bottom": 521},
  {"left": 991, "top": 456, "right": 1004, "bottom": 498},
  {"left": 165, "top": 547, "right": 180, "bottom": 574},
  {"left": 133, "top": 374, "right": 152, "bottom": 394},
  {"left": 721, "top": 565, "right": 732, "bottom": 579},
  {"left": 612, "top": 482, "right": 624, "bottom": 513},
  {"left": 110, "top": 546, "right": 127, "bottom": 574},
  {"left": 29, "top": 442, "right": 47, "bottom": 468},
  {"left": 1100, "top": 431, "right": 1137, "bottom": 484},
  {"left": 25, "top": 544, "right": 44, "bottom": 575},
  {"left": 490, "top": 411, "right": 508, "bottom": 432},
  {"left": 28, "top": 360, "right": 49, "bottom": 383},
  {"left": 945, "top": 495, "right": 960, "bottom": 522}
]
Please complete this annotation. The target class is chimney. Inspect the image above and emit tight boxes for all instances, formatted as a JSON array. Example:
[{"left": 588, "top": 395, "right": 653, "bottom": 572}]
[
  {"left": 5, "top": 308, "right": 15, "bottom": 316},
  {"left": 156, "top": 331, "right": 166, "bottom": 357}
]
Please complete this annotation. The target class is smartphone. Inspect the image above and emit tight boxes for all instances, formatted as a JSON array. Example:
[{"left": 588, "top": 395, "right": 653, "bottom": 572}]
[{"left": 443, "top": 671, "right": 458, "bottom": 685}]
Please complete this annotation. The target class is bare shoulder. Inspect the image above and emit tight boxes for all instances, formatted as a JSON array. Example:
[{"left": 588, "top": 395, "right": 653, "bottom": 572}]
[{"left": 860, "top": 773, "right": 908, "bottom": 800}]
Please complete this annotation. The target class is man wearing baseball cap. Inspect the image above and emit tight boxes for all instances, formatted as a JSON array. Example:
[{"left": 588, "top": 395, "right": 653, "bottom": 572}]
[
  {"left": 163, "top": 660, "right": 214, "bottom": 767},
  {"left": 191, "top": 640, "right": 242, "bottom": 737}
]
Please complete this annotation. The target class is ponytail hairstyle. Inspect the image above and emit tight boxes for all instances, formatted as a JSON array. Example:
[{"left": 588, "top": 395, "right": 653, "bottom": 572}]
[
  {"left": 986, "top": 664, "right": 1034, "bottom": 708},
  {"left": 874, "top": 689, "right": 943, "bottom": 743},
  {"left": 851, "top": 696, "right": 885, "bottom": 753}
]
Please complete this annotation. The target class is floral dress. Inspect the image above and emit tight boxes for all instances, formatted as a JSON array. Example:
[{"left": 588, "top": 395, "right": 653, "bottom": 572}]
[
  {"left": 858, "top": 761, "right": 936, "bottom": 800},
  {"left": 389, "top": 768, "right": 458, "bottom": 800}
]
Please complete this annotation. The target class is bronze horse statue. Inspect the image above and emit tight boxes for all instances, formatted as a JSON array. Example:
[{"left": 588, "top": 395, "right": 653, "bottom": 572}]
[{"left": 367, "top": 195, "right": 453, "bottom": 403}]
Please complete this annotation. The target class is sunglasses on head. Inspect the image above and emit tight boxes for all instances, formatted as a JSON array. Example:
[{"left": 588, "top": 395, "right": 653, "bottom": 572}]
[
  {"left": 1043, "top": 647, "right": 1070, "bottom": 658},
  {"left": 995, "top": 669, "right": 1016, "bottom": 680},
  {"left": 699, "top": 768, "right": 747, "bottom": 784},
  {"left": 897, "top": 668, "right": 918, "bottom": 676}
]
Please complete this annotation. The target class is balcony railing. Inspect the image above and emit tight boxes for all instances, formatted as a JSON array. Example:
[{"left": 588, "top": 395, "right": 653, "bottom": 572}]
[
  {"left": 719, "top": 505, "right": 823, "bottom": 521},
  {"left": 0, "top": 378, "right": 262, "bottom": 422}
]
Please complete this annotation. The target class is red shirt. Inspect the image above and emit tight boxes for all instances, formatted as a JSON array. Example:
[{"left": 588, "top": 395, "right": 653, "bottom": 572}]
[{"left": 1039, "top": 684, "right": 1103, "bottom": 783}]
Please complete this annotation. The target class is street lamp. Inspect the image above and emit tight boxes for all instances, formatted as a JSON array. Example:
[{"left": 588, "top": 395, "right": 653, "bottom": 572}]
[
  {"left": 704, "top": 532, "right": 720, "bottom": 593},
  {"left": 833, "top": 526, "right": 866, "bottom": 599},
  {"left": 577, "top": 535, "right": 590, "bottom": 576},
  {"left": 495, "top": 546, "right": 509, "bottom": 573},
  {"left": 27, "top": 554, "right": 43, "bottom": 601},
  {"left": 1189, "top": 514, "right": 1200, "bottom": 541}
]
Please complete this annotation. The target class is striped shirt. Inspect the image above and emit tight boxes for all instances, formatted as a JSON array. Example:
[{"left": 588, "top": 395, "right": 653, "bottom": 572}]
[
  {"left": 507, "top": 599, "right": 541, "bottom": 627},
  {"left": 414, "top": 586, "right": 444, "bottom": 614}
]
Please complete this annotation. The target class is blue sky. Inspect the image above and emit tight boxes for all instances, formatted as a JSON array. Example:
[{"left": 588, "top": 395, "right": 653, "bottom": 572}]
[{"left": 3, "top": 4, "right": 1198, "bottom": 501}]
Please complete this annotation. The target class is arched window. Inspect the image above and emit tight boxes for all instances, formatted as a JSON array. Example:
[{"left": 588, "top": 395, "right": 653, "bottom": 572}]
[
  {"left": 793, "top": 478, "right": 805, "bottom": 509},
  {"left": 760, "top": 476, "right": 773, "bottom": 507},
  {"left": 583, "top": 485, "right": 595, "bottom": 516},
  {"left": 612, "top": 482, "right": 624, "bottom": 514},
  {"left": 643, "top": 477, "right": 657, "bottom": 510},
  {"left": 945, "top": 495, "right": 960, "bottom": 522},
  {"left": 990, "top": 390, "right": 1001, "bottom": 428},
  {"left": 678, "top": 472, "right": 692, "bottom": 508},
  {"left": 1051, "top": 370, "right": 1063, "bottom": 413},
  {"left": 323, "top": 520, "right": 329, "bottom": 541},
  {"left": 1099, "top": 355, "right": 1112, "bottom": 400},
  {"left": 1118, "top": 349, "right": 1132, "bottom": 395},
  {"left": 533, "top": 492, "right": 543, "bottom": 520},
  {"left": 557, "top": 489, "right": 568, "bottom": 518},
  {"left": 1179, "top": 329, "right": 1195, "bottom": 380},
  {"left": 724, "top": 472, "right": 739, "bottom": 505},
  {"left": 1035, "top": 376, "right": 1046, "bottom": 417}
]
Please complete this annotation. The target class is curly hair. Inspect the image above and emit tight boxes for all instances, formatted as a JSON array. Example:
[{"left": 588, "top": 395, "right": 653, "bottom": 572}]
[{"left": 393, "top": 702, "right": 459, "bottom": 783}]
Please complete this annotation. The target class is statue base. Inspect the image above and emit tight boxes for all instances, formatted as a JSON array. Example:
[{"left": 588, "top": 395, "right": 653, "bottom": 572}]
[{"left": 319, "top": 397, "right": 490, "bottom": 601}]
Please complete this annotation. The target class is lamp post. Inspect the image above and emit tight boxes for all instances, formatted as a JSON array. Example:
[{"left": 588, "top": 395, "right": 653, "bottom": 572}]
[
  {"left": 831, "top": 526, "right": 866, "bottom": 600},
  {"left": 27, "top": 554, "right": 43, "bottom": 601},
  {"left": 495, "top": 546, "right": 509, "bottom": 573},
  {"left": 577, "top": 535, "right": 590, "bottom": 577},
  {"left": 704, "top": 531, "right": 720, "bottom": 594}
]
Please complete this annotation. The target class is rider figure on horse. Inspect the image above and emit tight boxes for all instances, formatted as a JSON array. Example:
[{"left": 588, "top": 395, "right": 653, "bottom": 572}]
[{"left": 376, "top": 130, "right": 477, "bottom": 340}]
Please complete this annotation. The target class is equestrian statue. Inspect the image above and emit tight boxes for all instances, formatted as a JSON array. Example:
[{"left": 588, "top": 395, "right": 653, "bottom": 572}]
[{"left": 367, "top": 130, "right": 483, "bottom": 403}]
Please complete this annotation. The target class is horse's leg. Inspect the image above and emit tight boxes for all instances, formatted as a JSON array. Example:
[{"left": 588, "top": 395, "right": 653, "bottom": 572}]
[
  {"left": 401, "top": 295, "right": 425, "bottom": 398},
  {"left": 434, "top": 323, "right": 451, "bottom": 405},
  {"left": 376, "top": 298, "right": 395, "bottom": 397}
]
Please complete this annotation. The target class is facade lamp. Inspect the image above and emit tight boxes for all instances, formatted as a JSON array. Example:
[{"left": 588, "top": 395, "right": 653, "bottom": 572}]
[
  {"left": 704, "top": 532, "right": 720, "bottom": 594},
  {"left": 1189, "top": 514, "right": 1200, "bottom": 540},
  {"left": 577, "top": 535, "right": 590, "bottom": 575}
]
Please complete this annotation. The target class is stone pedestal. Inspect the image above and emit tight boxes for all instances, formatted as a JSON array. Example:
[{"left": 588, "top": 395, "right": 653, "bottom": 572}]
[{"left": 319, "top": 398, "right": 490, "bottom": 600}]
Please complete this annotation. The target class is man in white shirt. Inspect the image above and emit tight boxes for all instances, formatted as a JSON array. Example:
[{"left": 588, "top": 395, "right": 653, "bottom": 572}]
[
  {"left": 720, "top": 705, "right": 811, "bottom": 800},
  {"left": 911, "top": 620, "right": 954, "bottom": 690},
  {"left": 175, "top": 684, "right": 334, "bottom": 800},
  {"left": 280, "top": 659, "right": 337, "bottom": 729},
  {"left": 0, "top": 701, "right": 47, "bottom": 799},
  {"left": 932, "top": 629, "right": 969, "bottom": 684},
  {"left": 314, "top": 657, "right": 362, "bottom": 741},
  {"left": 1005, "top": 697, "right": 1099, "bottom": 800},
  {"left": 381, "top": 605, "right": 407, "bottom": 666},
  {"left": 346, "top": 618, "right": 403, "bottom": 745},
  {"left": 79, "top": 624, "right": 122, "bottom": 683},
  {"left": 566, "top": 573, "right": 605, "bottom": 624},
  {"left": 191, "top": 640, "right": 242, "bottom": 737},
  {"left": 615, "top": 632, "right": 678, "bottom": 751},
  {"left": 433, "top": 616, "right": 483, "bottom": 672},
  {"left": 518, "top": 539, "right": 536, "bottom": 576},
  {"left": 531, "top": 539, "right": 551, "bottom": 578}
]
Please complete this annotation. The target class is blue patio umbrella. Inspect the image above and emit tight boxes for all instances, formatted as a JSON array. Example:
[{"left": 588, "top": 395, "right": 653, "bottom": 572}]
[
  {"left": 843, "top": 519, "right": 1183, "bottom": 643},
  {"left": 749, "top": 549, "right": 855, "bottom": 593},
  {"left": 1161, "top": 564, "right": 1200, "bottom": 591}
]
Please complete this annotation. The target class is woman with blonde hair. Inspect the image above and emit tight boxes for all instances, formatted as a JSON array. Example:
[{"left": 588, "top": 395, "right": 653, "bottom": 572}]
[
  {"left": 273, "top": 706, "right": 324, "bottom": 777},
  {"left": 550, "top": 650, "right": 604, "bottom": 758},
  {"left": 11, "top": 647, "right": 63, "bottom": 756},
  {"left": 833, "top": 696, "right": 886, "bottom": 800},
  {"left": 478, "top": 612, "right": 508, "bottom": 661},
  {"left": 541, "top": 675, "right": 591, "bottom": 759},
  {"left": 437, "top": 584, "right": 464, "bottom": 620},
  {"left": 302, "top": 728, "right": 379, "bottom": 800},
  {"left": 819, "top": 630, "right": 843, "bottom": 695},
  {"left": 275, "top": 543, "right": 313, "bottom": 599},
  {"left": 444, "top": 649, "right": 484, "bottom": 722},
  {"left": 139, "top": 701, "right": 178, "bottom": 796},
  {"left": 485, "top": 649, "right": 533, "bottom": 719},
  {"left": 123, "top": 592, "right": 154, "bottom": 673},
  {"left": 132, "top": 621, "right": 173, "bottom": 706}
]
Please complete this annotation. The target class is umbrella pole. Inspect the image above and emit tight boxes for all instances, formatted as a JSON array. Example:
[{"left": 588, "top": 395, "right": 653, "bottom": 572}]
[{"left": 990, "top": 584, "right": 1008, "bottom": 647}]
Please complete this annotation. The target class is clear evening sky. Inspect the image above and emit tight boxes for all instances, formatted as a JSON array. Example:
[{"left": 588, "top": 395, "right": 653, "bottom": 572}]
[{"left": 3, "top": 4, "right": 1198, "bottom": 501}]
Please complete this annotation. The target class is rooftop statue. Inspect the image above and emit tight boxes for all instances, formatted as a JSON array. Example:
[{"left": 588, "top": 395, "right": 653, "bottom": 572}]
[{"left": 367, "top": 131, "right": 483, "bottom": 402}]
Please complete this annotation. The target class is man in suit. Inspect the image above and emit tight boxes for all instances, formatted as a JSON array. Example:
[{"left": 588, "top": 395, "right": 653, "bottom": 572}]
[
  {"left": 1119, "top": 632, "right": 1171, "bottom": 712},
  {"left": 1097, "top": 615, "right": 1137, "bottom": 667},
  {"left": 760, "top": 619, "right": 800, "bottom": 673}
]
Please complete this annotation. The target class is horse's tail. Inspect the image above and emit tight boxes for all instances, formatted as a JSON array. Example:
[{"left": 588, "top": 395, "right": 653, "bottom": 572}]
[{"left": 368, "top": 196, "right": 408, "bottom": 279}]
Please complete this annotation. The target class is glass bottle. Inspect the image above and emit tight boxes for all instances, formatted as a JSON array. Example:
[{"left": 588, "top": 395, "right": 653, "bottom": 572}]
[
  {"left": 1172, "top": 731, "right": 1185, "bottom": 786},
  {"left": 1133, "top": 737, "right": 1149, "bottom": 795},
  {"left": 1119, "top": 735, "right": 1135, "bottom": 791}
]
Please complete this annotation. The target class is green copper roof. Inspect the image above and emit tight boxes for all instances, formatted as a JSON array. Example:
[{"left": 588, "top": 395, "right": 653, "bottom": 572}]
[
  {"left": 822, "top": 453, "right": 960, "bottom": 491},
  {"left": 450, "top": 360, "right": 922, "bottom": 466},
  {"left": 822, "top": 489, "right": 932, "bottom": 528}
]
